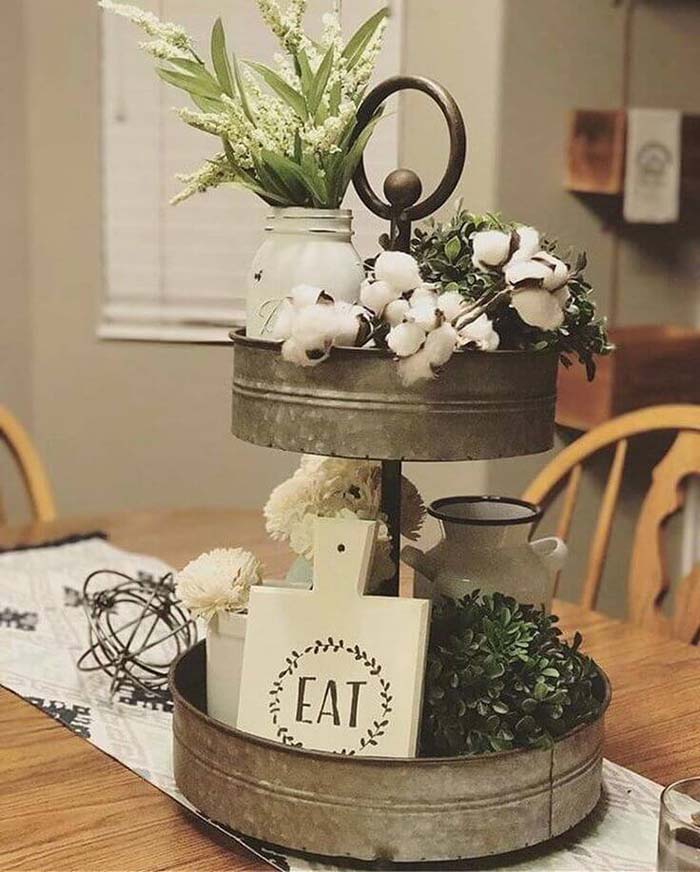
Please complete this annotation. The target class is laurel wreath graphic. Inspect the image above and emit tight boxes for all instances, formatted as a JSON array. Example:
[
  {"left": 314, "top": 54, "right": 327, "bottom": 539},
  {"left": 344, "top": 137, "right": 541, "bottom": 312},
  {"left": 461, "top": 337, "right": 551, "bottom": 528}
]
[{"left": 268, "top": 636, "right": 393, "bottom": 755}]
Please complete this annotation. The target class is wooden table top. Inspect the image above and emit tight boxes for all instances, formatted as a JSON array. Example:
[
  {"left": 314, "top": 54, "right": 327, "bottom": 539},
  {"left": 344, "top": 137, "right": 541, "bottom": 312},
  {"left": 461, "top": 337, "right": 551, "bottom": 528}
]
[{"left": 1, "top": 508, "right": 699, "bottom": 871}]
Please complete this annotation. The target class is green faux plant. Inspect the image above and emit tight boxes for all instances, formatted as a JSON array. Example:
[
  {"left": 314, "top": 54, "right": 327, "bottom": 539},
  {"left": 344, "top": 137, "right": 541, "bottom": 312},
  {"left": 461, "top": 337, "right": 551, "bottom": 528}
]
[
  {"left": 100, "top": 1, "right": 387, "bottom": 208},
  {"left": 410, "top": 206, "right": 613, "bottom": 380},
  {"left": 420, "top": 591, "right": 605, "bottom": 758}
]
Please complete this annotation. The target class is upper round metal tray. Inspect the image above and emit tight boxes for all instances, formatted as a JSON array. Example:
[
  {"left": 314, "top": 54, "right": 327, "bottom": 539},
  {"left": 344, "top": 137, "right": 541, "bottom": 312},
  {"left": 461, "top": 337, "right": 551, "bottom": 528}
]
[{"left": 230, "top": 330, "right": 558, "bottom": 461}]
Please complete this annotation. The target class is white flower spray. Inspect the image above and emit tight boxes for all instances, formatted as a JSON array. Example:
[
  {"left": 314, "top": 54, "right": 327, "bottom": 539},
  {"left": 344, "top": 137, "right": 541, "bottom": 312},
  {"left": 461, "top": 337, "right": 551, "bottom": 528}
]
[
  {"left": 99, "top": 0, "right": 388, "bottom": 208},
  {"left": 264, "top": 456, "right": 425, "bottom": 589}
]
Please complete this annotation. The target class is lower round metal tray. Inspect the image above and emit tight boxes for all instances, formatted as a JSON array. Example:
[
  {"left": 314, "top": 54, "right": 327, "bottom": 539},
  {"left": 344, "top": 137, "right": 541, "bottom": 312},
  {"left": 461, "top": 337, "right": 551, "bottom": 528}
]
[
  {"left": 230, "top": 330, "right": 559, "bottom": 461},
  {"left": 171, "top": 642, "right": 610, "bottom": 863}
]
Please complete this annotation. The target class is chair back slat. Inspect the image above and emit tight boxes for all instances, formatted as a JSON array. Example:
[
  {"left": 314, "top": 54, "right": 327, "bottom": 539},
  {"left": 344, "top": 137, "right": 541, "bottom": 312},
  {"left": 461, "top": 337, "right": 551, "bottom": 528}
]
[
  {"left": 550, "top": 464, "right": 583, "bottom": 598},
  {"left": 0, "top": 406, "right": 56, "bottom": 524},
  {"left": 555, "top": 464, "right": 583, "bottom": 543},
  {"left": 673, "top": 566, "right": 700, "bottom": 645},
  {"left": 627, "top": 430, "right": 700, "bottom": 637},
  {"left": 522, "top": 405, "right": 700, "bottom": 643},
  {"left": 580, "top": 439, "right": 628, "bottom": 609}
]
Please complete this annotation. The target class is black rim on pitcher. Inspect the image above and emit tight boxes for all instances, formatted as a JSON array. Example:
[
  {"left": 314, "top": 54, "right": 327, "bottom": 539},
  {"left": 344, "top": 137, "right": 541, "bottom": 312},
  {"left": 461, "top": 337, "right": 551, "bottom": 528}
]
[{"left": 427, "top": 495, "right": 543, "bottom": 527}]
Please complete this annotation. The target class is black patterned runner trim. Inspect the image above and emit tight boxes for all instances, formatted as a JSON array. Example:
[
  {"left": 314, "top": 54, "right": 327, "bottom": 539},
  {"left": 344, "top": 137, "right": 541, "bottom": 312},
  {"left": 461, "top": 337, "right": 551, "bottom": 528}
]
[{"left": 0, "top": 532, "right": 108, "bottom": 555}]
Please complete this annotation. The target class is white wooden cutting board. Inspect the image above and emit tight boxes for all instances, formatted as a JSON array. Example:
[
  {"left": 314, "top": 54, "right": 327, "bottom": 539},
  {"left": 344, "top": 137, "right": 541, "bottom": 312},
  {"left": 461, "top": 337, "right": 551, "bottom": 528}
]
[{"left": 236, "top": 517, "right": 431, "bottom": 757}]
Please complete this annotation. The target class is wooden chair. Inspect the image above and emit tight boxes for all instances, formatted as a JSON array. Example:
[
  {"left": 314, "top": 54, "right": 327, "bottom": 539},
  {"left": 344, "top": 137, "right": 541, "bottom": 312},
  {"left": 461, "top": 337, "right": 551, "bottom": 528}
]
[
  {"left": 523, "top": 404, "right": 700, "bottom": 644},
  {"left": 0, "top": 405, "right": 56, "bottom": 524}
]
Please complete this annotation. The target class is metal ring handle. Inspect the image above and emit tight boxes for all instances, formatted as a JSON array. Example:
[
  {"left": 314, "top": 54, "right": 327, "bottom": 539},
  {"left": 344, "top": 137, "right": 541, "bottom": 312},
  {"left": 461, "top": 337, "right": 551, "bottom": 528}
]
[{"left": 352, "top": 75, "right": 467, "bottom": 248}]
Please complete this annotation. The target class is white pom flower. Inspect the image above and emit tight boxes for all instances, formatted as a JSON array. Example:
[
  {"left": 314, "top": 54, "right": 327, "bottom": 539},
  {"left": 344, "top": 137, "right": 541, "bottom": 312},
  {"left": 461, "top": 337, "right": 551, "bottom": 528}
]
[
  {"left": 387, "top": 321, "right": 426, "bottom": 357},
  {"left": 384, "top": 298, "right": 410, "bottom": 327},
  {"left": 374, "top": 251, "right": 423, "bottom": 293},
  {"left": 263, "top": 457, "right": 426, "bottom": 583},
  {"left": 360, "top": 279, "right": 400, "bottom": 315},
  {"left": 291, "top": 284, "right": 330, "bottom": 308},
  {"left": 437, "top": 290, "right": 465, "bottom": 321},
  {"left": 397, "top": 347, "right": 435, "bottom": 385},
  {"left": 424, "top": 322, "right": 459, "bottom": 367},
  {"left": 510, "top": 289, "right": 568, "bottom": 331},
  {"left": 508, "top": 226, "right": 541, "bottom": 264},
  {"left": 409, "top": 303, "right": 443, "bottom": 332},
  {"left": 408, "top": 284, "right": 439, "bottom": 307},
  {"left": 270, "top": 298, "right": 295, "bottom": 341},
  {"left": 471, "top": 229, "right": 511, "bottom": 270},
  {"left": 458, "top": 313, "right": 500, "bottom": 351},
  {"left": 176, "top": 548, "right": 262, "bottom": 621}
]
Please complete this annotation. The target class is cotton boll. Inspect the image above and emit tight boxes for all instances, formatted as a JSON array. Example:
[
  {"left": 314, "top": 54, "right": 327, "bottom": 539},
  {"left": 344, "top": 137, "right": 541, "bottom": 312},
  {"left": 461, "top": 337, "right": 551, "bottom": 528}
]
[
  {"left": 291, "top": 284, "right": 329, "bottom": 308},
  {"left": 332, "top": 302, "right": 372, "bottom": 347},
  {"left": 471, "top": 229, "right": 511, "bottom": 270},
  {"left": 332, "top": 306, "right": 361, "bottom": 347},
  {"left": 354, "top": 311, "right": 373, "bottom": 346},
  {"left": 397, "top": 347, "right": 435, "bottom": 386},
  {"left": 375, "top": 251, "right": 423, "bottom": 293},
  {"left": 270, "top": 298, "right": 295, "bottom": 341},
  {"left": 458, "top": 313, "right": 500, "bottom": 351},
  {"left": 409, "top": 284, "right": 439, "bottom": 307},
  {"left": 282, "top": 337, "right": 329, "bottom": 367},
  {"left": 504, "top": 258, "right": 551, "bottom": 289},
  {"left": 553, "top": 285, "right": 571, "bottom": 308},
  {"left": 436, "top": 290, "right": 465, "bottom": 322},
  {"left": 282, "top": 303, "right": 339, "bottom": 366},
  {"left": 360, "top": 279, "right": 400, "bottom": 315},
  {"left": 293, "top": 302, "right": 341, "bottom": 342},
  {"left": 424, "top": 323, "right": 458, "bottom": 367},
  {"left": 387, "top": 321, "right": 426, "bottom": 357},
  {"left": 508, "top": 226, "right": 541, "bottom": 264},
  {"left": 409, "top": 304, "right": 444, "bottom": 332},
  {"left": 531, "top": 252, "right": 570, "bottom": 291},
  {"left": 384, "top": 298, "right": 410, "bottom": 327},
  {"left": 511, "top": 289, "right": 565, "bottom": 331}
]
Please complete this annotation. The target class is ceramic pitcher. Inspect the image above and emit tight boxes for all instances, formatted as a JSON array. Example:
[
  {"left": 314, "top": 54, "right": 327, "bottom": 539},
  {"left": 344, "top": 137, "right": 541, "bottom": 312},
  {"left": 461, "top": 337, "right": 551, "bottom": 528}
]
[{"left": 401, "top": 496, "right": 567, "bottom": 612}]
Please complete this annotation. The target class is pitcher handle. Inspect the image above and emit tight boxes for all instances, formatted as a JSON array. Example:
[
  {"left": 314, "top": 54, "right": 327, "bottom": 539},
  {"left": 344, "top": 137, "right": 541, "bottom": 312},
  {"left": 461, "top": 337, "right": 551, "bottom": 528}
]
[{"left": 530, "top": 537, "right": 568, "bottom": 575}]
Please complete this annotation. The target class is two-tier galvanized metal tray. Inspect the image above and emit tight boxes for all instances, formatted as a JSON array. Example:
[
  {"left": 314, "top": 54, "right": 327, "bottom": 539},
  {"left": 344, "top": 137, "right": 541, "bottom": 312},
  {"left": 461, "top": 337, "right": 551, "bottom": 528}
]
[
  {"left": 172, "top": 74, "right": 608, "bottom": 865},
  {"left": 171, "top": 643, "right": 610, "bottom": 863}
]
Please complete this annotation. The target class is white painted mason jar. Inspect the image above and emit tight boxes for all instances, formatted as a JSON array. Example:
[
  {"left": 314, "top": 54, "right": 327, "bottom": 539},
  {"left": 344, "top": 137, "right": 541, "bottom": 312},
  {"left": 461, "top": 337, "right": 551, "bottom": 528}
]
[
  {"left": 206, "top": 611, "right": 247, "bottom": 728},
  {"left": 246, "top": 208, "right": 365, "bottom": 338}
]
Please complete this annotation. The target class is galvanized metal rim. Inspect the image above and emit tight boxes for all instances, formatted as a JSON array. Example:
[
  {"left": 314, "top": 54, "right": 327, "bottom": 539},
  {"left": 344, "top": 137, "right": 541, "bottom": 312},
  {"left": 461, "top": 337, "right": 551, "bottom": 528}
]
[
  {"left": 169, "top": 642, "right": 611, "bottom": 767},
  {"left": 428, "top": 495, "right": 544, "bottom": 527},
  {"left": 229, "top": 328, "right": 560, "bottom": 361}
]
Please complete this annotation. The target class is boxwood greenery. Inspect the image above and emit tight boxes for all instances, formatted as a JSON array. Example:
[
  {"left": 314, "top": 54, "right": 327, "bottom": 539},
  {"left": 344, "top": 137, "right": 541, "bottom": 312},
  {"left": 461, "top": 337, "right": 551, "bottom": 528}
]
[{"left": 419, "top": 591, "right": 605, "bottom": 757}]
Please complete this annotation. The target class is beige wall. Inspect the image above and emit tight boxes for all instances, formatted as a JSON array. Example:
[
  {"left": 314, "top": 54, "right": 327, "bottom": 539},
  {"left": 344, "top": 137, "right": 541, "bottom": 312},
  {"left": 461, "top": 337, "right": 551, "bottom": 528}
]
[
  {"left": 20, "top": 0, "right": 298, "bottom": 521},
  {"left": 0, "top": 2, "right": 33, "bottom": 518},
  {"left": 489, "top": 0, "right": 700, "bottom": 613}
]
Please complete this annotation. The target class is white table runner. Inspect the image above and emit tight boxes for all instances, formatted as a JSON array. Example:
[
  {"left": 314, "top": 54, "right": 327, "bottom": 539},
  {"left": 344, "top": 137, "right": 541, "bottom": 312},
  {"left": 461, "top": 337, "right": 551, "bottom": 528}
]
[{"left": 0, "top": 536, "right": 661, "bottom": 871}]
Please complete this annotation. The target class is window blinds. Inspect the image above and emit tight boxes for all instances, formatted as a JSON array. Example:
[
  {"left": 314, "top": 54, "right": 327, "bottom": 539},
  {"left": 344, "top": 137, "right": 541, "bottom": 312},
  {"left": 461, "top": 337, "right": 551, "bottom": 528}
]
[{"left": 99, "top": 0, "right": 404, "bottom": 343}]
